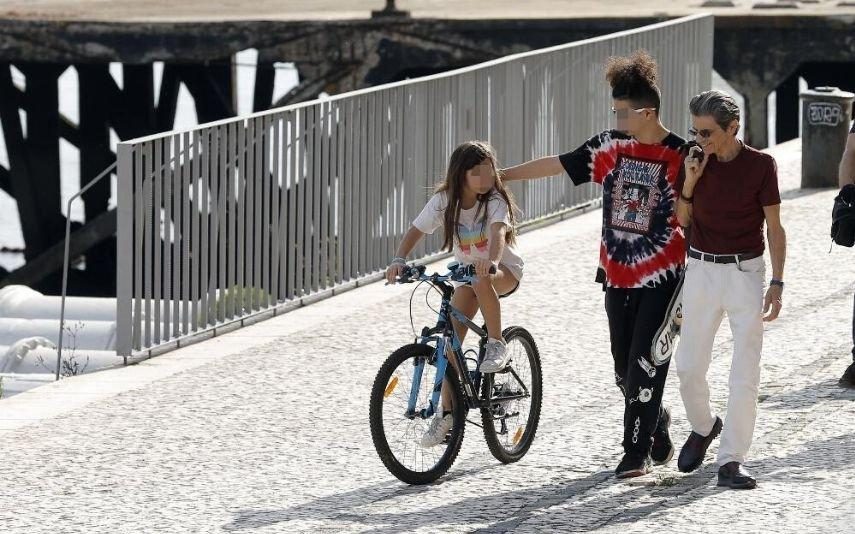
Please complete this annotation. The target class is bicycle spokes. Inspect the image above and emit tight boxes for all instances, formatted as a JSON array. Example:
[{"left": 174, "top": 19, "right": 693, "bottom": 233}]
[
  {"left": 492, "top": 340, "right": 532, "bottom": 434},
  {"left": 370, "top": 347, "right": 467, "bottom": 483},
  {"left": 480, "top": 327, "right": 542, "bottom": 462}
]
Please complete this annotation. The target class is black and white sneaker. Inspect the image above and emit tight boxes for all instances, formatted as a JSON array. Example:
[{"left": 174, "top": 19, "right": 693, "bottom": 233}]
[
  {"left": 615, "top": 454, "right": 651, "bottom": 479},
  {"left": 651, "top": 407, "right": 675, "bottom": 465}
]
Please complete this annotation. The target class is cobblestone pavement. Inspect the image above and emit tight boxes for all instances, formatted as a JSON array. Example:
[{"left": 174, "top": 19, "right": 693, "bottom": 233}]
[{"left": 1, "top": 141, "right": 853, "bottom": 533}]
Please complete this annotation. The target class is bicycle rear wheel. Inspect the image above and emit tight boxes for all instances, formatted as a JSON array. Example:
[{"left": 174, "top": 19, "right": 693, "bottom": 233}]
[
  {"left": 480, "top": 326, "right": 543, "bottom": 463},
  {"left": 369, "top": 343, "right": 467, "bottom": 484}
]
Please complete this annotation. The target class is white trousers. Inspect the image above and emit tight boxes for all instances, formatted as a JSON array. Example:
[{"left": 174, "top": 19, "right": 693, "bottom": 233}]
[{"left": 675, "top": 253, "right": 765, "bottom": 465}]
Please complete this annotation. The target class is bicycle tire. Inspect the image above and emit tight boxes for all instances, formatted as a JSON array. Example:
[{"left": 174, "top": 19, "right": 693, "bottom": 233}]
[
  {"left": 369, "top": 343, "right": 467, "bottom": 484},
  {"left": 480, "top": 326, "right": 543, "bottom": 464}
]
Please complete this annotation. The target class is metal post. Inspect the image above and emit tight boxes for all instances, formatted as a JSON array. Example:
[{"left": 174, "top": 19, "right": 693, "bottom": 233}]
[
  {"left": 371, "top": 0, "right": 410, "bottom": 18},
  {"left": 116, "top": 143, "right": 134, "bottom": 361},
  {"left": 57, "top": 162, "right": 118, "bottom": 380}
]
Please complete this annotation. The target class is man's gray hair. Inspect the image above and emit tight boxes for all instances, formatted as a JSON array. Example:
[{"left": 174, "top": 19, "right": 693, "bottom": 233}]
[{"left": 689, "top": 90, "right": 740, "bottom": 131}]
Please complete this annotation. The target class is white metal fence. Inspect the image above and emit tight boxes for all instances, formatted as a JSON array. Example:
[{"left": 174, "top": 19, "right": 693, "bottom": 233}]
[{"left": 116, "top": 14, "right": 713, "bottom": 357}]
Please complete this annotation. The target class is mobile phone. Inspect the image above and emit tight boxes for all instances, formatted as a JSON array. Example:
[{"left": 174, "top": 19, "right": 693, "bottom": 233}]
[{"left": 680, "top": 140, "right": 704, "bottom": 162}]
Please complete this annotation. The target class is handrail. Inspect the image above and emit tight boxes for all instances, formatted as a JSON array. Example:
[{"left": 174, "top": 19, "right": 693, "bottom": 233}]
[
  {"left": 115, "top": 14, "right": 715, "bottom": 358},
  {"left": 122, "top": 14, "right": 714, "bottom": 146},
  {"left": 56, "top": 161, "right": 117, "bottom": 379}
]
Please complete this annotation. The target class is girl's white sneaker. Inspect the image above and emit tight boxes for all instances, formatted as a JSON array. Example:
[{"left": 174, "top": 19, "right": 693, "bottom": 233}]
[
  {"left": 419, "top": 413, "right": 453, "bottom": 447},
  {"left": 479, "top": 338, "right": 509, "bottom": 373}
]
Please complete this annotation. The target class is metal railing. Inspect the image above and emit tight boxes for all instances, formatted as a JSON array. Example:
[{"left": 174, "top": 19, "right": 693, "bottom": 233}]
[
  {"left": 57, "top": 161, "right": 118, "bottom": 378},
  {"left": 116, "top": 14, "right": 713, "bottom": 357}
]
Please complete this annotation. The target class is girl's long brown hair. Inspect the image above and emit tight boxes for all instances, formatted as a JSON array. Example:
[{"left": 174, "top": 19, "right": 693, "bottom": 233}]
[{"left": 435, "top": 141, "right": 519, "bottom": 252}]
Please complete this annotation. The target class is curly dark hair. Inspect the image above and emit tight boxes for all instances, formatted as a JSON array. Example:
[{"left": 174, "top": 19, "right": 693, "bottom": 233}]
[{"left": 605, "top": 50, "right": 661, "bottom": 111}]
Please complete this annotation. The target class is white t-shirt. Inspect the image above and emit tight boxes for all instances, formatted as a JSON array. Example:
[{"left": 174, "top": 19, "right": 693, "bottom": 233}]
[{"left": 412, "top": 191, "right": 524, "bottom": 281}]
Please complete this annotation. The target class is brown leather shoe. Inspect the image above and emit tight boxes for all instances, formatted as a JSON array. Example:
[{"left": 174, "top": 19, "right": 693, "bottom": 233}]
[
  {"left": 717, "top": 462, "right": 757, "bottom": 489},
  {"left": 677, "top": 416, "right": 722, "bottom": 473},
  {"left": 840, "top": 362, "right": 855, "bottom": 388}
]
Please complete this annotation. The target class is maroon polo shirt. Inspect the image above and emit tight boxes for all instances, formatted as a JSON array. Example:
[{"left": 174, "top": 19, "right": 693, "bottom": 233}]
[{"left": 690, "top": 143, "right": 781, "bottom": 255}]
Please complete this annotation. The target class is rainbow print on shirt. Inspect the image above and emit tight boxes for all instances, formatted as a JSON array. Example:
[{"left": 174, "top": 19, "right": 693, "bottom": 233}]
[{"left": 457, "top": 224, "right": 488, "bottom": 255}]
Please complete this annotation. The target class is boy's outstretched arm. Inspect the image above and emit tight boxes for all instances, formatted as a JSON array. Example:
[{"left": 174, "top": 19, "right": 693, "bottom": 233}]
[{"left": 501, "top": 156, "right": 564, "bottom": 182}]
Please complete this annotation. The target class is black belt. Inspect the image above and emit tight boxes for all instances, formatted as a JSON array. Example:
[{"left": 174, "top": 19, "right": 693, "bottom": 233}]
[{"left": 688, "top": 249, "right": 763, "bottom": 264}]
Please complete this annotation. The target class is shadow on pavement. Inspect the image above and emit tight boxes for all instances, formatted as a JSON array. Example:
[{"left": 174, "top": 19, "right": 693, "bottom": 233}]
[
  {"left": 224, "top": 465, "right": 703, "bottom": 532},
  {"left": 761, "top": 376, "right": 855, "bottom": 412},
  {"left": 223, "top": 462, "right": 506, "bottom": 531},
  {"left": 780, "top": 187, "right": 835, "bottom": 201},
  {"left": 225, "top": 429, "right": 855, "bottom": 532}
]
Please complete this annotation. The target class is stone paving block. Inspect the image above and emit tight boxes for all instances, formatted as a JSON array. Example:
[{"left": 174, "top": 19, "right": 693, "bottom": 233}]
[{"left": 0, "top": 140, "right": 852, "bottom": 532}]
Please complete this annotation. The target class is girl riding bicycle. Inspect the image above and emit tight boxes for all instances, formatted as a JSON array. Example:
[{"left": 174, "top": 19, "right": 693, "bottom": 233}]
[{"left": 385, "top": 140, "right": 524, "bottom": 446}]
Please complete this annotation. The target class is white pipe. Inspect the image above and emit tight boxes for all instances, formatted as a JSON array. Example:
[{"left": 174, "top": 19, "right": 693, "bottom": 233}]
[
  {"left": 0, "top": 344, "right": 119, "bottom": 374},
  {"left": 0, "top": 337, "right": 55, "bottom": 372},
  {"left": 0, "top": 285, "right": 204, "bottom": 323},
  {"left": 0, "top": 285, "right": 115, "bottom": 321},
  {"left": 0, "top": 318, "right": 116, "bottom": 350}
]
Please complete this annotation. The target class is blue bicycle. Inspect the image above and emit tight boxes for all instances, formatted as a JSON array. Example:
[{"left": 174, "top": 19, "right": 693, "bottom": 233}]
[{"left": 369, "top": 262, "right": 543, "bottom": 484}]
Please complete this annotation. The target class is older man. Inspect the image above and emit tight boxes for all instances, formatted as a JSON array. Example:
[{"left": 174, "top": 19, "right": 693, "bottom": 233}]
[
  {"left": 838, "top": 120, "right": 855, "bottom": 387},
  {"left": 674, "top": 90, "right": 787, "bottom": 489}
]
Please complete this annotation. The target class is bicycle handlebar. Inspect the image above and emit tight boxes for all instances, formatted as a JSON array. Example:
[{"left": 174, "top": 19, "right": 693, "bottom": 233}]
[{"left": 395, "top": 262, "right": 496, "bottom": 284}]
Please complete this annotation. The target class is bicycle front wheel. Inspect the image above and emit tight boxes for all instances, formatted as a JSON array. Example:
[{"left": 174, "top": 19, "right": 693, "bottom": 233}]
[
  {"left": 480, "top": 326, "right": 543, "bottom": 463},
  {"left": 369, "top": 343, "right": 467, "bottom": 484}
]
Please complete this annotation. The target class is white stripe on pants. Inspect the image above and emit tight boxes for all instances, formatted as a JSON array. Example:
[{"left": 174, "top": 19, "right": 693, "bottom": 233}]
[{"left": 675, "top": 253, "right": 765, "bottom": 465}]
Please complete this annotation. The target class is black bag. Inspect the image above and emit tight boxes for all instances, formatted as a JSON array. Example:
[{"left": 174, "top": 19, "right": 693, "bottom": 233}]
[{"left": 831, "top": 184, "right": 855, "bottom": 247}]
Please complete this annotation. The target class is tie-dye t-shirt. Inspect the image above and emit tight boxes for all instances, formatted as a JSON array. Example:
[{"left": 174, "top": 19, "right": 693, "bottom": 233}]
[
  {"left": 558, "top": 130, "right": 686, "bottom": 289},
  {"left": 412, "top": 191, "right": 524, "bottom": 281}
]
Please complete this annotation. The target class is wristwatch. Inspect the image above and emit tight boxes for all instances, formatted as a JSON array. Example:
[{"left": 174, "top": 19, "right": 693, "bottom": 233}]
[{"left": 770, "top": 279, "right": 784, "bottom": 289}]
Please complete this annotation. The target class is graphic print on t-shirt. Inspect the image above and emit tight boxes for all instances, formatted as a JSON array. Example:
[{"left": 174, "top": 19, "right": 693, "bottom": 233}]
[
  {"left": 457, "top": 224, "right": 488, "bottom": 255},
  {"left": 608, "top": 155, "right": 664, "bottom": 235},
  {"left": 557, "top": 130, "right": 687, "bottom": 288}
]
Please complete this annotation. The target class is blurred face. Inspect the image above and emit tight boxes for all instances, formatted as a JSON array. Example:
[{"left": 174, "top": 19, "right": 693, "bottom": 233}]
[
  {"left": 612, "top": 99, "right": 655, "bottom": 135},
  {"left": 464, "top": 160, "right": 496, "bottom": 196},
  {"left": 690, "top": 115, "right": 738, "bottom": 155}
]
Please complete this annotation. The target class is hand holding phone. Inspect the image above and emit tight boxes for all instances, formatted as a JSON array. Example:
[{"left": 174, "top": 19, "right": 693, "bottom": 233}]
[{"left": 682, "top": 141, "right": 708, "bottom": 186}]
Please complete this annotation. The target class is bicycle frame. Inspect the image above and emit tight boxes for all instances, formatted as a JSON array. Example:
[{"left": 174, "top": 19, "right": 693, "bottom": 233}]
[{"left": 404, "top": 279, "right": 531, "bottom": 420}]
